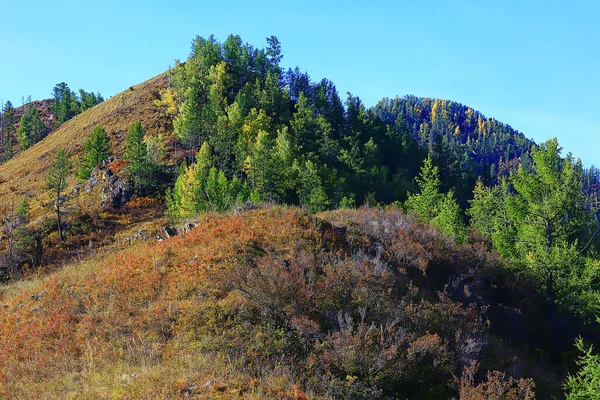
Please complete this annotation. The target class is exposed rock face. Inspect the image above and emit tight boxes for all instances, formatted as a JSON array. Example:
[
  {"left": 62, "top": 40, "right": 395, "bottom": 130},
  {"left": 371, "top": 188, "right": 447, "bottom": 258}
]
[
  {"left": 101, "top": 173, "right": 131, "bottom": 209},
  {"left": 84, "top": 158, "right": 131, "bottom": 209}
]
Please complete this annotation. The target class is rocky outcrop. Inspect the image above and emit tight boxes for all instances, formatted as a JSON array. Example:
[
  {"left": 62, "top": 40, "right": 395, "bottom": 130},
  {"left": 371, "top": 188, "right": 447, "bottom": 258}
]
[{"left": 84, "top": 158, "right": 131, "bottom": 209}]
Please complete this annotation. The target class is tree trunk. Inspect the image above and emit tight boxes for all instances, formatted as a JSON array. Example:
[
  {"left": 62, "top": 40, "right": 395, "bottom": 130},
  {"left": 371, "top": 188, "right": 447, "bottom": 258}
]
[{"left": 56, "top": 189, "right": 63, "bottom": 242}]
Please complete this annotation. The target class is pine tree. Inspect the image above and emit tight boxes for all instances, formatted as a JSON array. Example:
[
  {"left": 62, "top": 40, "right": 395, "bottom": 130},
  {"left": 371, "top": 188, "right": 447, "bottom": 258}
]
[{"left": 47, "top": 149, "right": 72, "bottom": 242}]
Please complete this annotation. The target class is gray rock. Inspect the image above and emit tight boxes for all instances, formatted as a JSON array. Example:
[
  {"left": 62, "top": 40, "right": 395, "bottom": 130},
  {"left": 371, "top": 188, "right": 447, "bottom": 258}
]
[
  {"left": 83, "top": 158, "right": 132, "bottom": 209},
  {"left": 164, "top": 226, "right": 178, "bottom": 238},
  {"left": 101, "top": 176, "right": 131, "bottom": 209}
]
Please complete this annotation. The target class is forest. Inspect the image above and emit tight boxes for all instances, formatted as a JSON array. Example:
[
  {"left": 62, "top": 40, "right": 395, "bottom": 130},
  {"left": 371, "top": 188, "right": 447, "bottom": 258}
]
[{"left": 0, "top": 34, "right": 599, "bottom": 399}]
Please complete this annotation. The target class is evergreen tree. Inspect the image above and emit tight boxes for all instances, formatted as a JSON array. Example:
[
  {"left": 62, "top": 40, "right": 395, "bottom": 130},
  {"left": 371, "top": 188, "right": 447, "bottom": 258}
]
[
  {"left": 501, "top": 139, "right": 593, "bottom": 307},
  {"left": 16, "top": 100, "right": 44, "bottom": 150},
  {"left": 47, "top": 148, "right": 72, "bottom": 242},
  {"left": 77, "top": 126, "right": 111, "bottom": 179},
  {"left": 52, "top": 82, "right": 79, "bottom": 124},
  {"left": 298, "top": 159, "right": 330, "bottom": 212},
  {"left": 406, "top": 156, "right": 465, "bottom": 238},
  {"left": 123, "top": 121, "right": 155, "bottom": 194},
  {"left": 405, "top": 156, "right": 443, "bottom": 221},
  {"left": 1, "top": 101, "right": 15, "bottom": 160},
  {"left": 78, "top": 89, "right": 104, "bottom": 111},
  {"left": 564, "top": 338, "right": 600, "bottom": 399}
]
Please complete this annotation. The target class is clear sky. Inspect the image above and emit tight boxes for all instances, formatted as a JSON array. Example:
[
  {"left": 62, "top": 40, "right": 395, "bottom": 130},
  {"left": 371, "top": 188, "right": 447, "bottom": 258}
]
[{"left": 1, "top": 0, "right": 598, "bottom": 166}]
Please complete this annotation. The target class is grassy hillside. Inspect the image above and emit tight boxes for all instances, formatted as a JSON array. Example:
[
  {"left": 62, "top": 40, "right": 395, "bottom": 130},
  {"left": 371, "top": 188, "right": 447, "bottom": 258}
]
[
  {"left": 0, "top": 206, "right": 565, "bottom": 399},
  {"left": 0, "top": 72, "right": 171, "bottom": 220}
]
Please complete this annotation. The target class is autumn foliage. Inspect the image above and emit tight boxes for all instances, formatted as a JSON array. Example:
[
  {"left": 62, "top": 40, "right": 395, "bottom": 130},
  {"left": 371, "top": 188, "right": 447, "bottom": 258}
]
[{"left": 0, "top": 206, "right": 563, "bottom": 398}]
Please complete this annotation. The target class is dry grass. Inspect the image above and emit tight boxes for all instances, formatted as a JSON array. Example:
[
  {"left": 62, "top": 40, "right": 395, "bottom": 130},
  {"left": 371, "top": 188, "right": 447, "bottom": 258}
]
[
  {"left": 0, "top": 207, "right": 314, "bottom": 399},
  {"left": 0, "top": 72, "right": 171, "bottom": 219}
]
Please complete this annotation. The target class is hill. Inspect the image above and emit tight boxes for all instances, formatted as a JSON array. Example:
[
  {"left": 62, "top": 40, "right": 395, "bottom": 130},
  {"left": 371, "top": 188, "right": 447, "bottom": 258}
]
[
  {"left": 0, "top": 206, "right": 561, "bottom": 398},
  {"left": 0, "top": 73, "right": 174, "bottom": 276},
  {"left": 0, "top": 33, "right": 598, "bottom": 399},
  {"left": 0, "top": 73, "right": 171, "bottom": 218}
]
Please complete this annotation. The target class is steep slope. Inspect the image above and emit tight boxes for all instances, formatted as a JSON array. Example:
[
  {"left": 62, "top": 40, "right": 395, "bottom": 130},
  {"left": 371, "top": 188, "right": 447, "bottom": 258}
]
[
  {"left": 0, "top": 72, "right": 172, "bottom": 219},
  {"left": 0, "top": 206, "right": 565, "bottom": 399}
]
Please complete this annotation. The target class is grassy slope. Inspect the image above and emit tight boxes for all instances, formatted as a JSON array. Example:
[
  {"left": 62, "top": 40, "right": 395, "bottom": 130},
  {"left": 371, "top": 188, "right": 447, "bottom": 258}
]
[
  {"left": 0, "top": 206, "right": 561, "bottom": 399},
  {"left": 0, "top": 72, "right": 171, "bottom": 220},
  {"left": 0, "top": 207, "right": 315, "bottom": 399}
]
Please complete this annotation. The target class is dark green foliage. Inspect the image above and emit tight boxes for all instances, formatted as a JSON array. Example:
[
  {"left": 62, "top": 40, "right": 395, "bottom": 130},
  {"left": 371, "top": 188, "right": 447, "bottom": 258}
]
[
  {"left": 123, "top": 121, "right": 159, "bottom": 195},
  {"left": 0, "top": 101, "right": 16, "bottom": 160},
  {"left": 51, "top": 82, "right": 104, "bottom": 126},
  {"left": 52, "top": 83, "right": 79, "bottom": 125},
  {"left": 77, "top": 126, "right": 111, "bottom": 179},
  {"left": 564, "top": 338, "right": 600, "bottom": 399},
  {"left": 78, "top": 89, "right": 104, "bottom": 112},
  {"left": 406, "top": 156, "right": 465, "bottom": 239},
  {"left": 372, "top": 96, "right": 533, "bottom": 204},
  {"left": 16, "top": 99, "right": 45, "bottom": 150}
]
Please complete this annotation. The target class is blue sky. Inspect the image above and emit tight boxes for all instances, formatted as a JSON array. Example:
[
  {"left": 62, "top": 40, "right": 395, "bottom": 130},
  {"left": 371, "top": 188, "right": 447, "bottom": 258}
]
[{"left": 1, "top": 0, "right": 598, "bottom": 166}]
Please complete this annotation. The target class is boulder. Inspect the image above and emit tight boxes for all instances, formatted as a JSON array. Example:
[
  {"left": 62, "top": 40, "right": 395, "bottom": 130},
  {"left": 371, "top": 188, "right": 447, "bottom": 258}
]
[
  {"left": 84, "top": 158, "right": 132, "bottom": 209},
  {"left": 101, "top": 174, "right": 131, "bottom": 209}
]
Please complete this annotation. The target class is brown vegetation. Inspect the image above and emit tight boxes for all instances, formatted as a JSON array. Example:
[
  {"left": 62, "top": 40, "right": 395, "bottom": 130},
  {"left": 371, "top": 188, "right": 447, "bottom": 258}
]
[{"left": 0, "top": 206, "right": 563, "bottom": 398}]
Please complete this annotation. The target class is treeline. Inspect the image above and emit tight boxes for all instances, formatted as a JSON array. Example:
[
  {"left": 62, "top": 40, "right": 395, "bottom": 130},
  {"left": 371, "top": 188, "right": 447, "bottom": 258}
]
[{"left": 0, "top": 82, "right": 103, "bottom": 158}]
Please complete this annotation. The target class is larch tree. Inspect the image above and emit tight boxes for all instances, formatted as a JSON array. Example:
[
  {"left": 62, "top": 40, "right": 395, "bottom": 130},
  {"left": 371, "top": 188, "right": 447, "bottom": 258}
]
[
  {"left": 77, "top": 126, "right": 111, "bottom": 179},
  {"left": 500, "top": 139, "right": 593, "bottom": 309},
  {"left": 52, "top": 82, "right": 80, "bottom": 124},
  {"left": 47, "top": 148, "right": 72, "bottom": 242},
  {"left": 16, "top": 100, "right": 44, "bottom": 150},
  {"left": 124, "top": 121, "right": 156, "bottom": 194}
]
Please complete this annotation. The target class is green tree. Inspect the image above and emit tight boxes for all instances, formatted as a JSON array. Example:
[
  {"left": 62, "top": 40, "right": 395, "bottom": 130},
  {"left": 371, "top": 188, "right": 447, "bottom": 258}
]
[
  {"left": 52, "top": 82, "right": 80, "bottom": 124},
  {"left": 298, "top": 159, "right": 331, "bottom": 212},
  {"left": 16, "top": 100, "right": 44, "bottom": 150},
  {"left": 47, "top": 148, "right": 72, "bottom": 242},
  {"left": 405, "top": 156, "right": 442, "bottom": 220},
  {"left": 77, "top": 126, "right": 111, "bottom": 179},
  {"left": 502, "top": 139, "right": 592, "bottom": 306},
  {"left": 78, "top": 89, "right": 104, "bottom": 112},
  {"left": 467, "top": 178, "right": 505, "bottom": 239},
  {"left": 1, "top": 101, "right": 16, "bottom": 159},
  {"left": 406, "top": 156, "right": 465, "bottom": 238},
  {"left": 123, "top": 121, "right": 158, "bottom": 194},
  {"left": 564, "top": 338, "right": 600, "bottom": 399},
  {"left": 166, "top": 142, "right": 250, "bottom": 220}
]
